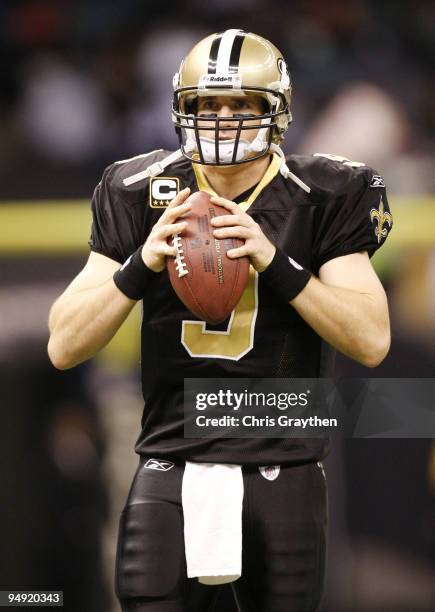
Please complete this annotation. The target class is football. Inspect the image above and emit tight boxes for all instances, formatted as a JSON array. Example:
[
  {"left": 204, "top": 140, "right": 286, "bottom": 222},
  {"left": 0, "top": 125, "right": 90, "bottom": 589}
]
[{"left": 166, "top": 191, "right": 249, "bottom": 324}]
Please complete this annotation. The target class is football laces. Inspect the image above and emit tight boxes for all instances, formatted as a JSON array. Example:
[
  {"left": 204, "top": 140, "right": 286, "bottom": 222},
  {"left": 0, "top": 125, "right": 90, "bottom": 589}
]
[{"left": 172, "top": 234, "right": 189, "bottom": 277}]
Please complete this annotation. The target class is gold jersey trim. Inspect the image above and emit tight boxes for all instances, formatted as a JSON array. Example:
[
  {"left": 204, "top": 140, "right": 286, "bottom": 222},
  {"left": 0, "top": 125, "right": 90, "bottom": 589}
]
[{"left": 192, "top": 154, "right": 281, "bottom": 211}]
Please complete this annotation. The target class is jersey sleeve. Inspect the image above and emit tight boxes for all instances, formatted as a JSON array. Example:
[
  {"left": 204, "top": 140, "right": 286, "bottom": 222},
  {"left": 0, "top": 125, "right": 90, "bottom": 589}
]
[
  {"left": 88, "top": 164, "right": 142, "bottom": 264},
  {"left": 313, "top": 164, "right": 393, "bottom": 270}
]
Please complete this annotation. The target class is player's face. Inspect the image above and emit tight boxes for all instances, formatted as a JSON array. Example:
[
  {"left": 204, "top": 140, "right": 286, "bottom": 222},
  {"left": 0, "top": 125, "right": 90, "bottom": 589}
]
[{"left": 197, "top": 95, "right": 266, "bottom": 143}]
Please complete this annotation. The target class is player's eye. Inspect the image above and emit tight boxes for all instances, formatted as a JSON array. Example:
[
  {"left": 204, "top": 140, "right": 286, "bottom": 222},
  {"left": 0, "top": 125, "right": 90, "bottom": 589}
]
[
  {"left": 232, "top": 100, "right": 251, "bottom": 110},
  {"left": 199, "top": 100, "right": 219, "bottom": 111}
]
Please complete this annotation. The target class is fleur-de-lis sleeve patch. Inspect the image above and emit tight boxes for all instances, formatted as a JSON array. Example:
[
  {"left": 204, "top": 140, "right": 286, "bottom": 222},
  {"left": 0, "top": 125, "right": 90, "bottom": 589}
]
[{"left": 370, "top": 196, "right": 392, "bottom": 243}]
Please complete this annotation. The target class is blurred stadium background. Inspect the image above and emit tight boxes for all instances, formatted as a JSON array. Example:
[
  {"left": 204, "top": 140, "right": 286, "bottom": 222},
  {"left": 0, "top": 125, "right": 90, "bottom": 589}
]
[{"left": 0, "top": 1, "right": 434, "bottom": 611}]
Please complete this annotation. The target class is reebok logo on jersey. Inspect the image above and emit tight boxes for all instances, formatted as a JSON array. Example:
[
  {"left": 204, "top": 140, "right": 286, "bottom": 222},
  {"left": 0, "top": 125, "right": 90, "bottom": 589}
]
[
  {"left": 143, "top": 458, "right": 175, "bottom": 471},
  {"left": 259, "top": 465, "right": 280, "bottom": 481},
  {"left": 370, "top": 175, "right": 385, "bottom": 188}
]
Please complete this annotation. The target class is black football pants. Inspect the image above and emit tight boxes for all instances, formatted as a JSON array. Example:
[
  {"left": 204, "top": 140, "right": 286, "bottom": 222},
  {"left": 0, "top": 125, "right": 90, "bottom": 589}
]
[{"left": 116, "top": 458, "right": 327, "bottom": 612}]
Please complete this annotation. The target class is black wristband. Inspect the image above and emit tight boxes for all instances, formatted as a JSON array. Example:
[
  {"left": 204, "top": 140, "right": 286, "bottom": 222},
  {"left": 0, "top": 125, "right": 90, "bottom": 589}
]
[
  {"left": 260, "top": 248, "right": 311, "bottom": 303},
  {"left": 113, "top": 246, "right": 157, "bottom": 300}
]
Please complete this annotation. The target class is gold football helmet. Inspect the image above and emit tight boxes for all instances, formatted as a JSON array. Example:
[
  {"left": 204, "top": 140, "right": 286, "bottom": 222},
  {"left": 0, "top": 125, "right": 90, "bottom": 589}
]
[{"left": 172, "top": 29, "right": 292, "bottom": 166}]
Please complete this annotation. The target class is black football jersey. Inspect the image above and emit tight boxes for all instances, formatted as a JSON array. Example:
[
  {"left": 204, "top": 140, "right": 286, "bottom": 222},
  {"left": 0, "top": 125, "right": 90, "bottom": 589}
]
[{"left": 89, "top": 151, "right": 392, "bottom": 465}]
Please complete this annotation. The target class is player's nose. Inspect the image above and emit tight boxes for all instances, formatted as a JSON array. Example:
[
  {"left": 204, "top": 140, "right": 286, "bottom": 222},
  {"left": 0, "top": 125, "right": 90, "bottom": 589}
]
[
  {"left": 218, "top": 106, "right": 237, "bottom": 132},
  {"left": 218, "top": 105, "right": 233, "bottom": 118}
]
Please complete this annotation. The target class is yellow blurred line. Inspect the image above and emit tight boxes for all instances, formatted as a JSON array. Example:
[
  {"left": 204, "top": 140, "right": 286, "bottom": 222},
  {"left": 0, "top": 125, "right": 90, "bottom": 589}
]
[
  {"left": 0, "top": 196, "right": 434, "bottom": 253},
  {"left": 387, "top": 196, "right": 435, "bottom": 247},
  {"left": 0, "top": 201, "right": 91, "bottom": 253}
]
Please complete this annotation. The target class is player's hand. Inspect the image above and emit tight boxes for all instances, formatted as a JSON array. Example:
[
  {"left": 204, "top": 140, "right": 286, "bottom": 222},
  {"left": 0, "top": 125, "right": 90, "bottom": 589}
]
[
  {"left": 142, "top": 188, "right": 191, "bottom": 272},
  {"left": 210, "top": 195, "right": 276, "bottom": 272}
]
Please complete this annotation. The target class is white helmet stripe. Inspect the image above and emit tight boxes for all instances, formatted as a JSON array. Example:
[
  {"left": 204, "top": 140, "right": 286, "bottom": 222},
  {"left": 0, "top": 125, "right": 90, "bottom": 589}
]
[{"left": 216, "top": 29, "right": 244, "bottom": 74}]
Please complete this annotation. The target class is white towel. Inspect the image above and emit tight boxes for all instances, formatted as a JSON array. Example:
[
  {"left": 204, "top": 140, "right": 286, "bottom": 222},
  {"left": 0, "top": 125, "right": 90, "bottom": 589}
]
[{"left": 182, "top": 461, "right": 244, "bottom": 585}]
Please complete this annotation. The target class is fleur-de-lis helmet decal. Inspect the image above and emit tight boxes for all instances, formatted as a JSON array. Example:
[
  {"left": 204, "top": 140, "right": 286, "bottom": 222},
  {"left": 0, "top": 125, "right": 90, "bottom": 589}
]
[{"left": 370, "top": 196, "right": 392, "bottom": 244}]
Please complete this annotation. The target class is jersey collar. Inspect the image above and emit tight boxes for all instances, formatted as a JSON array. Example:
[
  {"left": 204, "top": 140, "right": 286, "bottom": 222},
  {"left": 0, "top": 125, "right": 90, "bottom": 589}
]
[{"left": 192, "top": 153, "right": 281, "bottom": 212}]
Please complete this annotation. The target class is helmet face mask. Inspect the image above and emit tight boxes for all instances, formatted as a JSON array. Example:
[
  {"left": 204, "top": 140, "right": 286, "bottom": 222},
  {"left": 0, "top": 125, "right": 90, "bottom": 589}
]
[{"left": 172, "top": 30, "right": 292, "bottom": 166}]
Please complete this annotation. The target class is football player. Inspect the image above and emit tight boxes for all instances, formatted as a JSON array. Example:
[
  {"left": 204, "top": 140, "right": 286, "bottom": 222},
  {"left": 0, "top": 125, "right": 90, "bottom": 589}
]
[{"left": 48, "top": 30, "right": 392, "bottom": 612}]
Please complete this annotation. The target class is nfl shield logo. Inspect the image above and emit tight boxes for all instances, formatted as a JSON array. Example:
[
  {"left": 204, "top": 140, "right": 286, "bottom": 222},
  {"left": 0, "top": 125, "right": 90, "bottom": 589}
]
[{"left": 259, "top": 465, "right": 280, "bottom": 481}]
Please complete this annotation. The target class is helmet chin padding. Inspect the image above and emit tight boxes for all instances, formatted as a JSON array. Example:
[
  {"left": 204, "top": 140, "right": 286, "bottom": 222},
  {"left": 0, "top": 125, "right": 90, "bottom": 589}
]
[
  {"left": 182, "top": 114, "right": 273, "bottom": 165},
  {"left": 186, "top": 137, "right": 252, "bottom": 164}
]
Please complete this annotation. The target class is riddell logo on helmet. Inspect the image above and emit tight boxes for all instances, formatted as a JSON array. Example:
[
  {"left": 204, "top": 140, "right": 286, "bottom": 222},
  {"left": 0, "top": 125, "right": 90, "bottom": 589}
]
[
  {"left": 209, "top": 76, "right": 234, "bottom": 81},
  {"left": 199, "top": 74, "right": 242, "bottom": 89}
]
